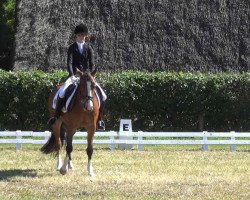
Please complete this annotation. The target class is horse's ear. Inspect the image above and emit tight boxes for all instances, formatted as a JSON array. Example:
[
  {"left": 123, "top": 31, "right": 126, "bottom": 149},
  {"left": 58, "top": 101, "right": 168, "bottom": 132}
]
[{"left": 91, "top": 67, "right": 98, "bottom": 77}]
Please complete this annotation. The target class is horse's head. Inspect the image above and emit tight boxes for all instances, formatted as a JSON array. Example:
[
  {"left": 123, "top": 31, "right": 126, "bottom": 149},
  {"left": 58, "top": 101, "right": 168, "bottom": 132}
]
[{"left": 76, "top": 68, "right": 97, "bottom": 111}]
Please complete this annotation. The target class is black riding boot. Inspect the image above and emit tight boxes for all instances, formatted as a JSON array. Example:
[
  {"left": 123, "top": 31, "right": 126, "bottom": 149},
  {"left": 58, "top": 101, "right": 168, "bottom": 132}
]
[
  {"left": 47, "top": 97, "right": 65, "bottom": 128},
  {"left": 97, "top": 101, "right": 106, "bottom": 131}
]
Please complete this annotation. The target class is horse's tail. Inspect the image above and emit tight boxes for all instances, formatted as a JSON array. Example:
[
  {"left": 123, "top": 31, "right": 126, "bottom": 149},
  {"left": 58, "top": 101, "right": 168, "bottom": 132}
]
[{"left": 40, "top": 125, "right": 66, "bottom": 154}]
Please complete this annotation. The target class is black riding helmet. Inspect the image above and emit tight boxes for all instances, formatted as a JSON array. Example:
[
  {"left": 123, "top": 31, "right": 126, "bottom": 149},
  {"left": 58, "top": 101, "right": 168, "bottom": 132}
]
[{"left": 74, "top": 24, "right": 88, "bottom": 35}]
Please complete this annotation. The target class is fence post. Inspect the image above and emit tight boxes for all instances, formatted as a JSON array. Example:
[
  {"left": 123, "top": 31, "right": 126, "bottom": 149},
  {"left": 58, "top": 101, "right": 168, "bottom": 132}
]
[
  {"left": 16, "top": 130, "right": 22, "bottom": 151},
  {"left": 138, "top": 131, "right": 143, "bottom": 151},
  {"left": 109, "top": 131, "right": 116, "bottom": 151},
  {"left": 202, "top": 131, "right": 209, "bottom": 151},
  {"left": 230, "top": 131, "right": 237, "bottom": 151}
]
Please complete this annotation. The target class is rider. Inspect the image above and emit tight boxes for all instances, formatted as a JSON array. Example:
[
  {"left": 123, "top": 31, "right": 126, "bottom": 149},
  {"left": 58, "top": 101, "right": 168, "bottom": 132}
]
[{"left": 47, "top": 24, "right": 106, "bottom": 130}]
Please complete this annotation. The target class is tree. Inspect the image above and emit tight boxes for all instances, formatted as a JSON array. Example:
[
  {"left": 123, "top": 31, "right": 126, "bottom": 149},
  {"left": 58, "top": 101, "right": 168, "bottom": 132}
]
[{"left": 0, "top": 0, "right": 16, "bottom": 71}]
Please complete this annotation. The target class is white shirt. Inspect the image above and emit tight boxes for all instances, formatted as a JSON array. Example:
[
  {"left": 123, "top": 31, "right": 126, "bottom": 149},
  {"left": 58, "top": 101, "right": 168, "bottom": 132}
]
[{"left": 77, "top": 41, "right": 85, "bottom": 54}]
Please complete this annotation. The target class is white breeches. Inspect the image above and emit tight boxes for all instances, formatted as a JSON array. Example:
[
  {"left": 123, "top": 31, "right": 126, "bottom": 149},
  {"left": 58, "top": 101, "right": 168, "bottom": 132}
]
[
  {"left": 58, "top": 76, "right": 80, "bottom": 98},
  {"left": 57, "top": 75, "right": 107, "bottom": 101},
  {"left": 96, "top": 82, "right": 107, "bottom": 101}
]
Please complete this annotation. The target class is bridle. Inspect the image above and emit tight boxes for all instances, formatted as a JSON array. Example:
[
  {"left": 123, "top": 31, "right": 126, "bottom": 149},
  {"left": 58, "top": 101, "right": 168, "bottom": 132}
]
[{"left": 77, "top": 70, "right": 96, "bottom": 111}]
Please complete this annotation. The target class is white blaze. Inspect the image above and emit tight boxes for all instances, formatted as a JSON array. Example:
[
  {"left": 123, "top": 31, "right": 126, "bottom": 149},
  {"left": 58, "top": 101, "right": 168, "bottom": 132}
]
[{"left": 86, "top": 81, "right": 94, "bottom": 111}]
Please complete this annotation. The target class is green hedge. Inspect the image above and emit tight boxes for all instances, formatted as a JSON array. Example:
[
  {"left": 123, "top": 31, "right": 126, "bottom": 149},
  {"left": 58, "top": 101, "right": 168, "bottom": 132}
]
[
  {"left": 0, "top": 70, "right": 67, "bottom": 130},
  {"left": 0, "top": 70, "right": 250, "bottom": 131}
]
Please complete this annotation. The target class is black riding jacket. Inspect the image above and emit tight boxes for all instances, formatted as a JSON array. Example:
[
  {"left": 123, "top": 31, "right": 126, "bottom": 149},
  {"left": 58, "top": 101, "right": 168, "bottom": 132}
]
[{"left": 67, "top": 42, "right": 95, "bottom": 76}]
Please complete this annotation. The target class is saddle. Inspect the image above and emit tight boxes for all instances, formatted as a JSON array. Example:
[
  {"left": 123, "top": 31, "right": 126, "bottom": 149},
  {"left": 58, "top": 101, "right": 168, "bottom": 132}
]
[{"left": 52, "top": 83, "right": 101, "bottom": 113}]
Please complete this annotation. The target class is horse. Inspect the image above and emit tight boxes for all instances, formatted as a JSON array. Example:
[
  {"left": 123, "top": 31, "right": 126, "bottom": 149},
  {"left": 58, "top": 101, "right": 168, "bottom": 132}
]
[{"left": 40, "top": 69, "right": 99, "bottom": 176}]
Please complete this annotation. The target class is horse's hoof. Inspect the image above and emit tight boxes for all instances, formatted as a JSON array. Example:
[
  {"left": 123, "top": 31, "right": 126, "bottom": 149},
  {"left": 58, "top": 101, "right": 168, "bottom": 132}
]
[
  {"left": 88, "top": 173, "right": 95, "bottom": 177},
  {"left": 56, "top": 165, "right": 63, "bottom": 171},
  {"left": 88, "top": 170, "right": 95, "bottom": 177},
  {"left": 60, "top": 168, "right": 68, "bottom": 175}
]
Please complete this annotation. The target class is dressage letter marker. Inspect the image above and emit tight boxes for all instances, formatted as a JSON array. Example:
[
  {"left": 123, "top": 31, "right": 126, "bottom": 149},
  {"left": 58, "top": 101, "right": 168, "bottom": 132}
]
[
  {"left": 119, "top": 119, "right": 133, "bottom": 150},
  {"left": 123, "top": 124, "right": 129, "bottom": 131}
]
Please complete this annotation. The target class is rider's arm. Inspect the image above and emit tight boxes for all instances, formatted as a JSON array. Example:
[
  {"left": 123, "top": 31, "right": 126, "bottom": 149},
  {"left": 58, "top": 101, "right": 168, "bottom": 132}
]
[
  {"left": 67, "top": 46, "right": 74, "bottom": 76},
  {"left": 88, "top": 45, "right": 95, "bottom": 72}
]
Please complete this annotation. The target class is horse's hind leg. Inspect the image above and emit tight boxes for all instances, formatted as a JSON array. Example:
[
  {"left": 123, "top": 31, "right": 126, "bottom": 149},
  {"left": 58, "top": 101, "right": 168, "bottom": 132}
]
[{"left": 86, "top": 127, "right": 95, "bottom": 176}]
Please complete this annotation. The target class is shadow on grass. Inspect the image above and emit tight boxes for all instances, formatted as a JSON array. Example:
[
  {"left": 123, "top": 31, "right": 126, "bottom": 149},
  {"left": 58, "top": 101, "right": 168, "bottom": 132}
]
[
  {"left": 238, "top": 149, "right": 250, "bottom": 152},
  {"left": 0, "top": 169, "right": 37, "bottom": 181}
]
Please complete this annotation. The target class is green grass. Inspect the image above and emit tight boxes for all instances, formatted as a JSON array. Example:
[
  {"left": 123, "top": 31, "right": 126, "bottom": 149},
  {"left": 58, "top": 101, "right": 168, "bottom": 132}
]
[{"left": 0, "top": 145, "right": 249, "bottom": 200}]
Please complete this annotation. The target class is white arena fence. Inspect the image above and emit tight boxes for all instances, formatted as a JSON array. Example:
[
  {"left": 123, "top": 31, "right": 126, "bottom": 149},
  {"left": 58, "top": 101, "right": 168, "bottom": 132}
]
[{"left": 0, "top": 130, "right": 250, "bottom": 151}]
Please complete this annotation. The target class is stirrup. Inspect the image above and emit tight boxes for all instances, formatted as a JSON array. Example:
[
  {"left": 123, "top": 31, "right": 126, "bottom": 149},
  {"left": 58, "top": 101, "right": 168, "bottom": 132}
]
[{"left": 97, "top": 120, "right": 105, "bottom": 131}]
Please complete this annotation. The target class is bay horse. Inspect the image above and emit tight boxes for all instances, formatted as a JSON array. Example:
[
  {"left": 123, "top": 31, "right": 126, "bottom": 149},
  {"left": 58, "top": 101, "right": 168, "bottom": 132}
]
[{"left": 41, "top": 69, "right": 99, "bottom": 176}]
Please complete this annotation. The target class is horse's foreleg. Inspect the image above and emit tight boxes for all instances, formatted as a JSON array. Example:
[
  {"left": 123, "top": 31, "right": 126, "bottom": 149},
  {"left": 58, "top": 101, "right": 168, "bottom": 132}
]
[
  {"left": 60, "top": 155, "right": 69, "bottom": 175},
  {"left": 52, "top": 121, "right": 63, "bottom": 171},
  {"left": 87, "top": 145, "right": 94, "bottom": 176},
  {"left": 66, "top": 133, "right": 74, "bottom": 170},
  {"left": 86, "top": 129, "right": 95, "bottom": 176},
  {"left": 56, "top": 151, "right": 63, "bottom": 171},
  {"left": 60, "top": 130, "right": 74, "bottom": 175}
]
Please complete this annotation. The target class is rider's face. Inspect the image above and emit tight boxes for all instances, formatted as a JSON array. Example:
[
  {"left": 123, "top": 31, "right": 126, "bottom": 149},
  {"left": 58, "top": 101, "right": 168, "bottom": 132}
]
[{"left": 76, "top": 33, "right": 87, "bottom": 43}]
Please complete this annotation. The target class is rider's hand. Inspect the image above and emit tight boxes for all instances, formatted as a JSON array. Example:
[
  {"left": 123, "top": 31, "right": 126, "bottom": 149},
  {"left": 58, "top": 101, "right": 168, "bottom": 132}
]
[{"left": 75, "top": 68, "right": 83, "bottom": 77}]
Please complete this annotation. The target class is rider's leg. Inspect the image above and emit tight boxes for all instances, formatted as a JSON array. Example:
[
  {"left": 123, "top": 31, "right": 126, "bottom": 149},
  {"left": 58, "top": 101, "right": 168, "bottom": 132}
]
[
  {"left": 95, "top": 83, "right": 107, "bottom": 131},
  {"left": 97, "top": 101, "right": 106, "bottom": 130},
  {"left": 47, "top": 97, "right": 65, "bottom": 127},
  {"left": 47, "top": 77, "right": 77, "bottom": 128}
]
